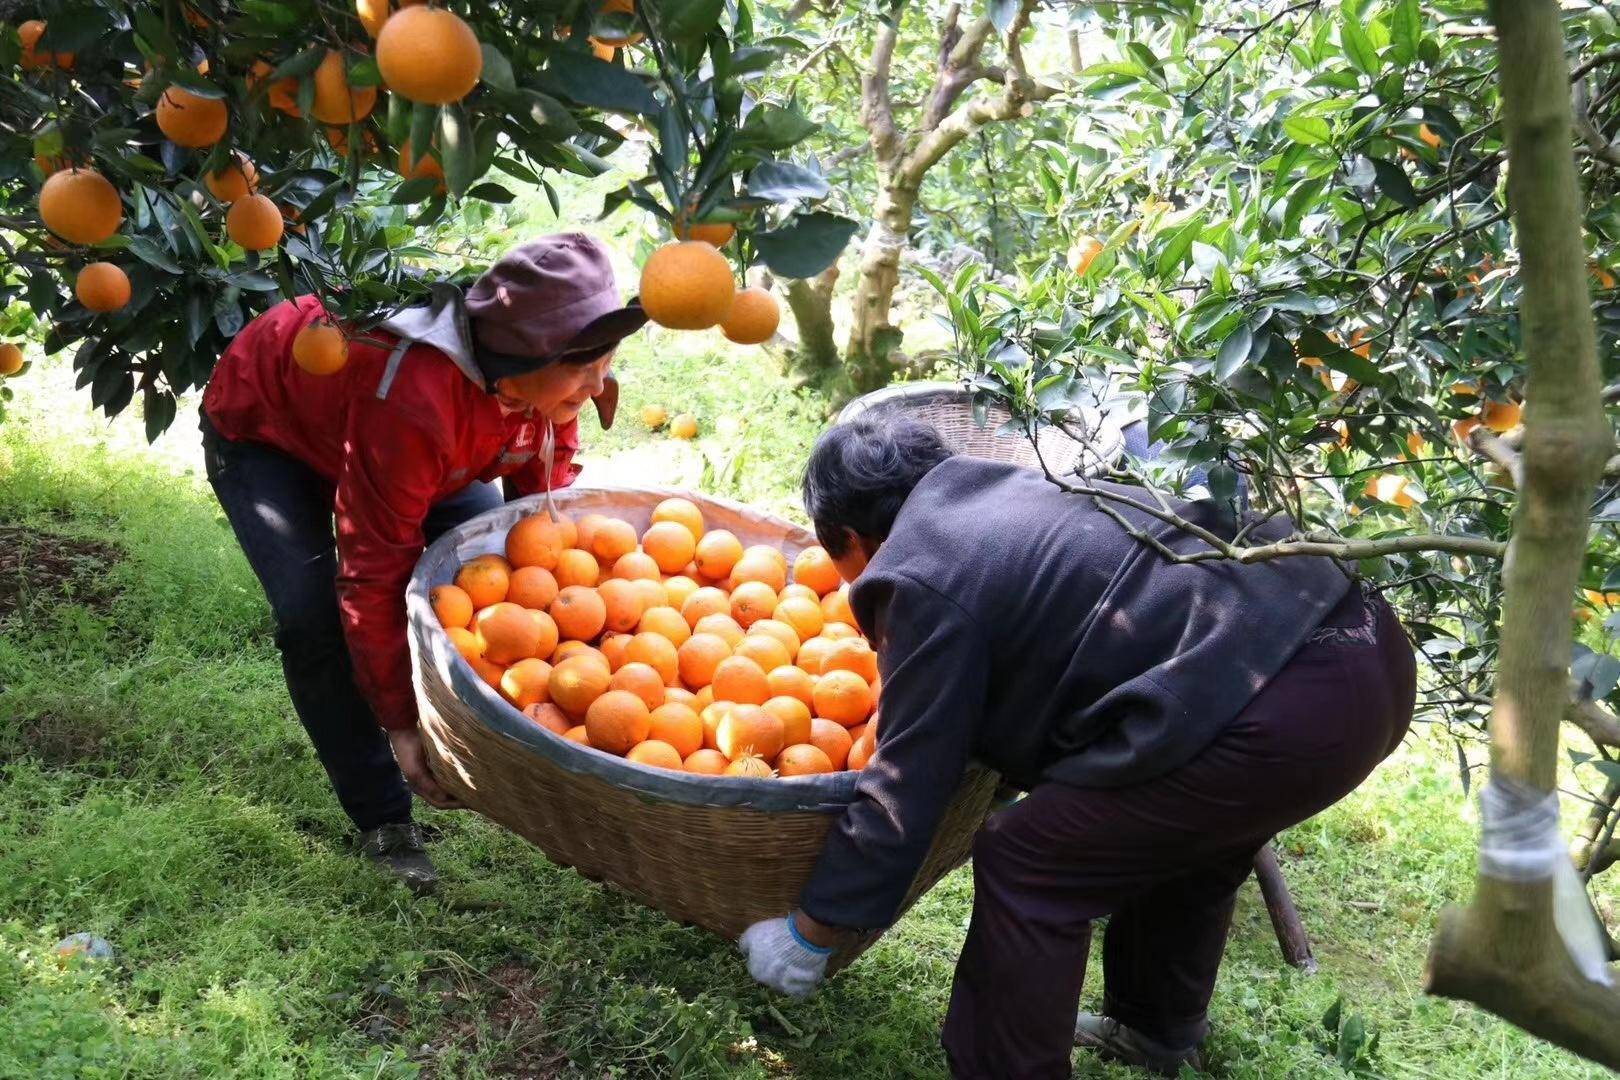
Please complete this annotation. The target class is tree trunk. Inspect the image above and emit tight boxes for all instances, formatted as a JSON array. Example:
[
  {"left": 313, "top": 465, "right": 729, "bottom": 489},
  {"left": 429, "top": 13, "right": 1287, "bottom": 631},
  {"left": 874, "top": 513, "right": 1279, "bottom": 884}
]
[
  {"left": 845, "top": 182, "right": 917, "bottom": 395},
  {"left": 781, "top": 266, "right": 841, "bottom": 383},
  {"left": 1424, "top": 0, "right": 1619, "bottom": 1065}
]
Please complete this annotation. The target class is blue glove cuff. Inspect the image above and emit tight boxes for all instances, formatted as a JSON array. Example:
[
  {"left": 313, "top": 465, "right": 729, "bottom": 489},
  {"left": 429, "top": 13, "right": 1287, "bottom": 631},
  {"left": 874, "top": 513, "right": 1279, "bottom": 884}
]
[{"left": 787, "top": 912, "right": 835, "bottom": 955}]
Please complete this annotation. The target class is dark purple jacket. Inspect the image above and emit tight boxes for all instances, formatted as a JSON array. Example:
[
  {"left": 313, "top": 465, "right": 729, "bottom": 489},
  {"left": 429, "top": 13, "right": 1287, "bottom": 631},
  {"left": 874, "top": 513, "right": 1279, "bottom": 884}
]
[{"left": 798, "top": 456, "right": 1352, "bottom": 930}]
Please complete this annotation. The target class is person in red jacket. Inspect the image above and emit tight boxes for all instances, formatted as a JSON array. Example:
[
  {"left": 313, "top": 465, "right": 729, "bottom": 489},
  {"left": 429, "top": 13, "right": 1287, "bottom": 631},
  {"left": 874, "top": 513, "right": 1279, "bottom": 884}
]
[{"left": 200, "top": 233, "right": 645, "bottom": 891}]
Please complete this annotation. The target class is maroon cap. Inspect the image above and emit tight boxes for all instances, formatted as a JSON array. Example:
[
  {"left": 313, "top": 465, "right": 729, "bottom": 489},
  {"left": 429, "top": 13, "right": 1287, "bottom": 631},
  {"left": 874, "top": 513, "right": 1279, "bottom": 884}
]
[{"left": 464, "top": 233, "right": 645, "bottom": 363}]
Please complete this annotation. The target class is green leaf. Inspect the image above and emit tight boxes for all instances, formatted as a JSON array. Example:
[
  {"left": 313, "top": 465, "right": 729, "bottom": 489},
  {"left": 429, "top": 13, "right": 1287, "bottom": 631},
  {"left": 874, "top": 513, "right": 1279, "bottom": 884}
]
[
  {"left": 1282, "top": 113, "right": 1332, "bottom": 147},
  {"left": 127, "top": 236, "right": 182, "bottom": 274},
  {"left": 272, "top": 46, "right": 327, "bottom": 82},
  {"left": 1156, "top": 214, "right": 1204, "bottom": 279},
  {"left": 467, "top": 182, "right": 515, "bottom": 203},
  {"left": 480, "top": 44, "right": 515, "bottom": 92},
  {"left": 1370, "top": 158, "right": 1418, "bottom": 208},
  {"left": 1391, "top": 0, "right": 1422, "bottom": 64},
  {"left": 409, "top": 102, "right": 439, "bottom": 163},
  {"left": 1340, "top": 14, "right": 1379, "bottom": 76},
  {"left": 1214, "top": 323, "right": 1252, "bottom": 382},
  {"left": 738, "top": 103, "right": 819, "bottom": 151},
  {"left": 133, "top": 8, "right": 179, "bottom": 60},
  {"left": 165, "top": 69, "right": 228, "bottom": 98},
  {"left": 754, "top": 211, "right": 858, "bottom": 279},
  {"left": 439, "top": 105, "right": 476, "bottom": 198},
  {"left": 347, "top": 57, "right": 382, "bottom": 89},
  {"left": 541, "top": 52, "right": 659, "bottom": 116},
  {"left": 663, "top": 0, "right": 726, "bottom": 41},
  {"left": 745, "top": 160, "right": 829, "bottom": 202},
  {"left": 1296, "top": 327, "right": 1384, "bottom": 387}
]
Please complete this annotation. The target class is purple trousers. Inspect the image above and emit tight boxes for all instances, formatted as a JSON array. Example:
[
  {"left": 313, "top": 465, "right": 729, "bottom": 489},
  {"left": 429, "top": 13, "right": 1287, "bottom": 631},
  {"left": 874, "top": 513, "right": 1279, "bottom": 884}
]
[{"left": 942, "top": 587, "right": 1416, "bottom": 1079}]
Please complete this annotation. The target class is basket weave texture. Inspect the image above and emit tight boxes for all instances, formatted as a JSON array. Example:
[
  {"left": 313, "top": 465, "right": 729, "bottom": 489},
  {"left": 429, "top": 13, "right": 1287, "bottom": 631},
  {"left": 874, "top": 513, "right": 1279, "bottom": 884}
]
[{"left": 409, "top": 485, "right": 999, "bottom": 971}]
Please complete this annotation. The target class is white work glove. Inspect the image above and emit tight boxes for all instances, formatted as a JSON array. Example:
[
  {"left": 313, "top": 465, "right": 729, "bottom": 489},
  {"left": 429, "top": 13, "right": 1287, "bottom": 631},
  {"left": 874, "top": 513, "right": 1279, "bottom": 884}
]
[{"left": 738, "top": 914, "right": 832, "bottom": 998}]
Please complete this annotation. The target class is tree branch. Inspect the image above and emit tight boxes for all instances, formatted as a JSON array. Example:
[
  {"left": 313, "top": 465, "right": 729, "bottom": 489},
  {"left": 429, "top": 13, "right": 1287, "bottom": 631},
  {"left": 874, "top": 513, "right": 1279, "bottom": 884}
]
[
  {"left": 1568, "top": 697, "right": 1620, "bottom": 749},
  {"left": 1469, "top": 427, "right": 1526, "bottom": 489},
  {"left": 861, "top": 15, "right": 903, "bottom": 167},
  {"left": 1572, "top": 79, "right": 1620, "bottom": 167}
]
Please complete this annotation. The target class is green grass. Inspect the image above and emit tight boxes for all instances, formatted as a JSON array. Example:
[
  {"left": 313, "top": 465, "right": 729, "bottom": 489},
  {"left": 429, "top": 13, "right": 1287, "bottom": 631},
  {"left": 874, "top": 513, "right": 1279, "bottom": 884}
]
[{"left": 2, "top": 342, "right": 1617, "bottom": 1079}]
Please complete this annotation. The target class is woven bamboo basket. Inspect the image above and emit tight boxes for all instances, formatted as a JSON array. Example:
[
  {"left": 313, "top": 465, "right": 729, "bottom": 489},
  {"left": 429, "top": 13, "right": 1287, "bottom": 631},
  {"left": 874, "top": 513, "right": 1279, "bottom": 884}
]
[
  {"left": 408, "top": 484, "right": 1000, "bottom": 973},
  {"left": 836, "top": 380, "right": 1125, "bottom": 477}
]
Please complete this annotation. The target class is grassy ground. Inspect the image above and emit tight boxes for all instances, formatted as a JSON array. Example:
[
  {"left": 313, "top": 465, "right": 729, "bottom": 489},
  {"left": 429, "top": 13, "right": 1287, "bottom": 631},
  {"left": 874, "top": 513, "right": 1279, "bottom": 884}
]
[{"left": 2, "top": 341, "right": 1617, "bottom": 1080}]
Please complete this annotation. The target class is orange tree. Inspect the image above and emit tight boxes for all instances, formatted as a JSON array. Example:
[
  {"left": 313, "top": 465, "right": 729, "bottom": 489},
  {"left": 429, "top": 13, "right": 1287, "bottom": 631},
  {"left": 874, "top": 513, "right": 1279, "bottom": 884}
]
[{"left": 0, "top": 0, "right": 857, "bottom": 435}]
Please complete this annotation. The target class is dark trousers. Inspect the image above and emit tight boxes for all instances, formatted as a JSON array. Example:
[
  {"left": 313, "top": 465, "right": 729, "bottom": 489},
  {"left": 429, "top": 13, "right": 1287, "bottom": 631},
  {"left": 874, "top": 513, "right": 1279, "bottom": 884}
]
[
  {"left": 942, "top": 588, "right": 1416, "bottom": 1079},
  {"left": 200, "top": 416, "right": 502, "bottom": 832}
]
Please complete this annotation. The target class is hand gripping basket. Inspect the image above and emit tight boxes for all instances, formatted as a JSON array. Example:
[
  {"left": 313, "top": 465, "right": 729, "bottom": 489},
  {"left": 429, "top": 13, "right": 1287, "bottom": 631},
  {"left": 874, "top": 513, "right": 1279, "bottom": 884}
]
[{"left": 408, "top": 484, "right": 1001, "bottom": 972}]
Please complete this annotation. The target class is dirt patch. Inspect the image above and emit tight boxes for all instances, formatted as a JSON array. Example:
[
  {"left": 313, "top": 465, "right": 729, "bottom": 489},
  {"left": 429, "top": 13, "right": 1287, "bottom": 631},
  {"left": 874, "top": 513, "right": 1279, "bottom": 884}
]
[
  {"left": 0, "top": 525, "right": 124, "bottom": 621},
  {"left": 416, "top": 963, "right": 565, "bottom": 1079},
  {"left": 6, "top": 710, "right": 112, "bottom": 769}
]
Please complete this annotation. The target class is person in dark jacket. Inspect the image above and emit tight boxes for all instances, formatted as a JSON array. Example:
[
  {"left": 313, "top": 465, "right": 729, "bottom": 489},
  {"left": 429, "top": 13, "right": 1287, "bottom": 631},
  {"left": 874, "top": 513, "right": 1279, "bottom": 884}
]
[
  {"left": 201, "top": 233, "right": 645, "bottom": 892},
  {"left": 739, "top": 414, "right": 1416, "bottom": 1078}
]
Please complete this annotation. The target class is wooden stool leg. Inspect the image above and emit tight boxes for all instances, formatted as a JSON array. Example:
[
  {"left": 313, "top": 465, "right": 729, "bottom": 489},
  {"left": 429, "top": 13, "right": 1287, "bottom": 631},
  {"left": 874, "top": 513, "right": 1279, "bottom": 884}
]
[{"left": 1253, "top": 844, "right": 1316, "bottom": 973}]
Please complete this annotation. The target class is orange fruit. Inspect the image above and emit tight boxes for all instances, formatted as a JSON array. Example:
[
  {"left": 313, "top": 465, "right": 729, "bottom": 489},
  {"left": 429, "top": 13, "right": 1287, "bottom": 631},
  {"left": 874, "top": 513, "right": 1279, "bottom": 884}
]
[
  {"left": 474, "top": 602, "right": 542, "bottom": 664},
  {"left": 712, "top": 655, "right": 769, "bottom": 705},
  {"left": 376, "top": 5, "right": 483, "bottom": 104},
  {"left": 591, "top": 518, "right": 638, "bottom": 563},
  {"left": 725, "top": 754, "right": 773, "bottom": 778},
  {"left": 427, "top": 586, "right": 473, "bottom": 628},
  {"left": 524, "top": 701, "right": 572, "bottom": 735},
  {"left": 627, "top": 739, "right": 683, "bottom": 770},
  {"left": 19, "top": 20, "right": 73, "bottom": 70},
  {"left": 75, "top": 262, "right": 130, "bottom": 313},
  {"left": 157, "top": 87, "right": 229, "bottom": 148},
  {"left": 610, "top": 661, "right": 666, "bottom": 710},
  {"left": 665, "top": 686, "right": 697, "bottom": 707},
  {"left": 677, "top": 632, "right": 731, "bottom": 688},
  {"left": 648, "top": 702, "right": 703, "bottom": 758},
  {"left": 777, "top": 744, "right": 834, "bottom": 777},
  {"left": 700, "top": 702, "right": 732, "bottom": 750},
  {"left": 507, "top": 565, "right": 559, "bottom": 611},
  {"left": 669, "top": 414, "right": 699, "bottom": 439},
  {"left": 598, "top": 577, "right": 645, "bottom": 633},
  {"left": 694, "top": 530, "right": 743, "bottom": 580},
  {"left": 1419, "top": 122, "right": 1442, "bottom": 149},
  {"left": 814, "top": 669, "right": 873, "bottom": 726},
  {"left": 575, "top": 513, "right": 610, "bottom": 553},
  {"left": 693, "top": 684, "right": 715, "bottom": 712},
  {"left": 398, "top": 138, "right": 446, "bottom": 191},
  {"left": 585, "top": 689, "right": 652, "bottom": 754},
  {"left": 554, "top": 548, "right": 600, "bottom": 588},
  {"left": 630, "top": 577, "right": 668, "bottom": 610},
  {"left": 693, "top": 613, "right": 745, "bottom": 648},
  {"left": 821, "top": 587, "right": 855, "bottom": 627},
  {"left": 748, "top": 619, "right": 800, "bottom": 659},
  {"left": 642, "top": 520, "right": 698, "bottom": 574},
  {"left": 1067, "top": 235, "right": 1103, "bottom": 275},
  {"left": 564, "top": 725, "right": 590, "bottom": 745},
  {"left": 809, "top": 718, "right": 854, "bottom": 771},
  {"left": 773, "top": 596, "right": 824, "bottom": 642},
  {"left": 500, "top": 657, "right": 553, "bottom": 709},
  {"left": 638, "top": 605, "right": 691, "bottom": 646},
  {"left": 0, "top": 344, "right": 21, "bottom": 376},
  {"left": 720, "top": 286, "right": 780, "bottom": 345},
  {"left": 821, "top": 621, "right": 859, "bottom": 641},
  {"left": 767, "top": 665, "right": 815, "bottom": 707},
  {"left": 445, "top": 626, "right": 481, "bottom": 662},
  {"left": 823, "top": 638, "right": 879, "bottom": 683},
  {"left": 357, "top": 0, "right": 392, "bottom": 37},
  {"left": 640, "top": 241, "right": 737, "bottom": 330},
  {"left": 590, "top": 0, "right": 645, "bottom": 46},
  {"left": 550, "top": 654, "right": 613, "bottom": 719},
  {"left": 762, "top": 695, "right": 813, "bottom": 747},
  {"left": 249, "top": 60, "right": 303, "bottom": 116},
  {"left": 39, "top": 168, "right": 123, "bottom": 245},
  {"left": 204, "top": 153, "right": 258, "bottom": 203},
  {"left": 455, "top": 558, "right": 509, "bottom": 608},
  {"left": 682, "top": 220, "right": 734, "bottom": 247},
  {"left": 551, "top": 514, "right": 578, "bottom": 549},
  {"left": 625, "top": 631, "right": 679, "bottom": 685},
  {"left": 662, "top": 575, "right": 700, "bottom": 610},
  {"left": 735, "top": 633, "right": 791, "bottom": 675},
  {"left": 469, "top": 655, "right": 506, "bottom": 690},
  {"left": 792, "top": 547, "right": 841, "bottom": 595},
  {"left": 612, "top": 550, "right": 662, "bottom": 581},
  {"left": 551, "top": 585, "right": 608, "bottom": 641},
  {"left": 651, "top": 497, "right": 705, "bottom": 540},
  {"left": 599, "top": 631, "right": 633, "bottom": 671},
  {"left": 507, "top": 513, "right": 567, "bottom": 570},
  {"left": 227, "top": 193, "right": 284, "bottom": 251},
  {"left": 730, "top": 580, "right": 779, "bottom": 628},
  {"left": 552, "top": 639, "right": 605, "bottom": 667},
  {"left": 732, "top": 549, "right": 788, "bottom": 592},
  {"left": 1365, "top": 473, "right": 1415, "bottom": 508},
  {"left": 684, "top": 748, "right": 728, "bottom": 775},
  {"left": 779, "top": 583, "right": 820, "bottom": 604},
  {"left": 290, "top": 320, "right": 347, "bottom": 375},
  {"left": 717, "top": 704, "right": 784, "bottom": 762},
  {"left": 848, "top": 730, "right": 875, "bottom": 770},
  {"left": 681, "top": 586, "right": 731, "bottom": 627},
  {"left": 796, "top": 636, "right": 835, "bottom": 675},
  {"left": 1481, "top": 399, "right": 1522, "bottom": 433},
  {"left": 641, "top": 404, "right": 668, "bottom": 429}
]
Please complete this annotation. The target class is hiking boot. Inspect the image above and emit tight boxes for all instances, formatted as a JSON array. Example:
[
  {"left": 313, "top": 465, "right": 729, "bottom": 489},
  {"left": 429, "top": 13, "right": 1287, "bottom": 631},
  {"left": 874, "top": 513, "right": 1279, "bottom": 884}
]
[
  {"left": 360, "top": 823, "right": 437, "bottom": 895},
  {"left": 1074, "top": 1013, "right": 1202, "bottom": 1077}
]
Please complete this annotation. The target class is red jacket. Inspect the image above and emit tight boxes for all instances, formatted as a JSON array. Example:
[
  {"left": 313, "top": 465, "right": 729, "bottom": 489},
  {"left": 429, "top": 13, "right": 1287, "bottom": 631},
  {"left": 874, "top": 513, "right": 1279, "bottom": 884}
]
[{"left": 203, "top": 295, "right": 580, "bottom": 731}]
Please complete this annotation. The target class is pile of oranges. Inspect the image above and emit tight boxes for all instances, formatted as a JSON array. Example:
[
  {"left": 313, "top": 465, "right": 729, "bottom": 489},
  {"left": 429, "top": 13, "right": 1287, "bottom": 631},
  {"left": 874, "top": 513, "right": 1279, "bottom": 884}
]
[{"left": 430, "top": 497, "right": 878, "bottom": 778}]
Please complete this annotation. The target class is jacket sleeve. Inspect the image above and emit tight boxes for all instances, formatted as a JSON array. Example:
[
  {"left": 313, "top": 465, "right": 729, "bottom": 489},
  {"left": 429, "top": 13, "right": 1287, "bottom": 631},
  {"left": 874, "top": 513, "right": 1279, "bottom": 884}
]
[
  {"left": 509, "top": 418, "right": 582, "bottom": 496},
  {"left": 333, "top": 396, "right": 452, "bottom": 731},
  {"left": 797, "top": 570, "right": 989, "bottom": 930}
]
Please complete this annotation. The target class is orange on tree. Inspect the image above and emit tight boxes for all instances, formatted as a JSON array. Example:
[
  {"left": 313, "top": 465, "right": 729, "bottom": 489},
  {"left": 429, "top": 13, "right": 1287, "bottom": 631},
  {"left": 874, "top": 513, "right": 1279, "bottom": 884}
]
[
  {"left": 250, "top": 60, "right": 303, "bottom": 116},
  {"left": 312, "top": 50, "right": 378, "bottom": 125},
  {"left": 585, "top": 689, "right": 651, "bottom": 754},
  {"left": 1366, "top": 473, "right": 1415, "bottom": 508},
  {"left": 375, "top": 5, "right": 484, "bottom": 105},
  {"left": 639, "top": 241, "right": 736, "bottom": 330},
  {"left": 0, "top": 344, "right": 25, "bottom": 377},
  {"left": 39, "top": 168, "right": 122, "bottom": 245},
  {"left": 721, "top": 286, "right": 780, "bottom": 345},
  {"left": 292, "top": 320, "right": 349, "bottom": 375},
  {"left": 1419, "top": 122, "right": 1442, "bottom": 149},
  {"left": 590, "top": 0, "right": 645, "bottom": 47},
  {"left": 669, "top": 413, "right": 699, "bottom": 439},
  {"left": 399, "top": 139, "right": 446, "bottom": 191},
  {"left": 357, "top": 0, "right": 392, "bottom": 37},
  {"left": 227, "top": 194, "right": 285, "bottom": 251},
  {"left": 156, "top": 87, "right": 229, "bottom": 148},
  {"left": 1481, "top": 399, "right": 1522, "bottom": 433},
  {"left": 1067, "top": 235, "right": 1103, "bottom": 274},
  {"left": 682, "top": 220, "right": 735, "bottom": 247},
  {"left": 19, "top": 20, "right": 74, "bottom": 71},
  {"left": 626, "top": 739, "right": 683, "bottom": 770},
  {"left": 204, "top": 153, "right": 259, "bottom": 203},
  {"left": 75, "top": 262, "right": 130, "bottom": 313}
]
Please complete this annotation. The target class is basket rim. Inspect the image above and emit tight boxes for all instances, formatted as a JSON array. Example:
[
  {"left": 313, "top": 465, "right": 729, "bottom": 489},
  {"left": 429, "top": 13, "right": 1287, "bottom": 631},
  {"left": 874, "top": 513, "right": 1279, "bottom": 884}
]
[{"left": 408, "top": 484, "right": 863, "bottom": 813}]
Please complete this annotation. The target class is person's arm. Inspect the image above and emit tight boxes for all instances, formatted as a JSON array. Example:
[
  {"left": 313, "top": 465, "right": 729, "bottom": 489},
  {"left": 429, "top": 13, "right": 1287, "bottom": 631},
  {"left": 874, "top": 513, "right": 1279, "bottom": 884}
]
[
  {"left": 508, "top": 417, "right": 582, "bottom": 497},
  {"left": 333, "top": 397, "right": 460, "bottom": 806},
  {"left": 796, "top": 571, "right": 989, "bottom": 931}
]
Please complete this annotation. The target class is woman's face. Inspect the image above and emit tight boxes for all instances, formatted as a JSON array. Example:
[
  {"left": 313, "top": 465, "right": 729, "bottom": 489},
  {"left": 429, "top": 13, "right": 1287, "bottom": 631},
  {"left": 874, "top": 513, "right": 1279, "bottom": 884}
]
[{"left": 493, "top": 349, "right": 615, "bottom": 423}]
